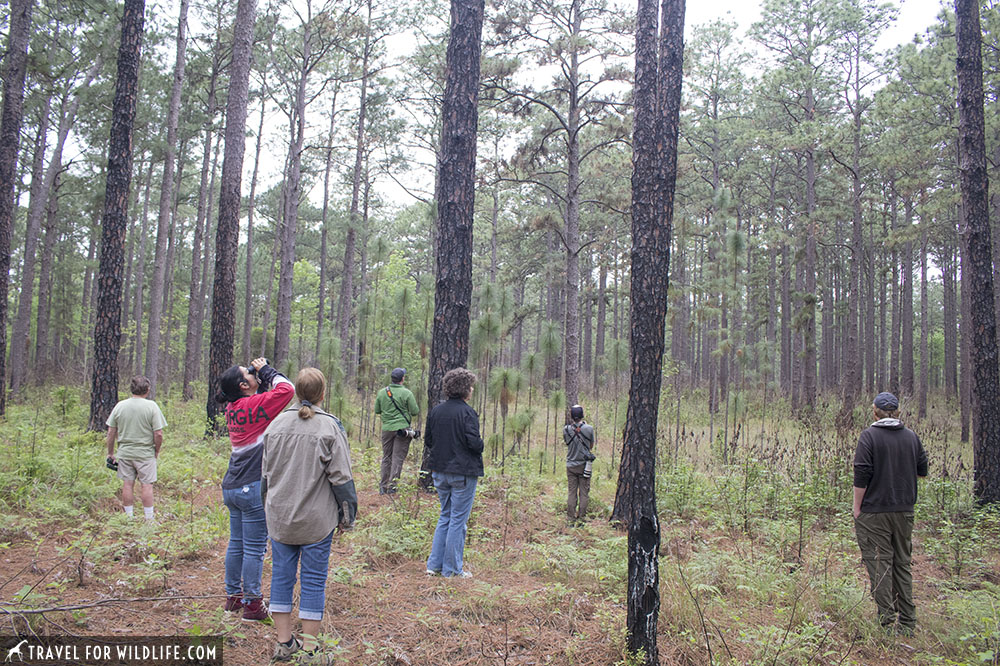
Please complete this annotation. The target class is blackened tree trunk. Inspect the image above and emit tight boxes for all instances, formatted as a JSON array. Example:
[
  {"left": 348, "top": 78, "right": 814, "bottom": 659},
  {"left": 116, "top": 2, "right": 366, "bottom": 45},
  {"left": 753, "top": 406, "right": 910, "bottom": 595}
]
[
  {"left": 145, "top": 0, "right": 188, "bottom": 397},
  {"left": 425, "top": 0, "right": 484, "bottom": 406},
  {"left": 955, "top": 0, "right": 1000, "bottom": 503},
  {"left": 0, "top": 0, "right": 32, "bottom": 416},
  {"left": 206, "top": 0, "right": 257, "bottom": 429},
  {"left": 89, "top": 0, "right": 145, "bottom": 431},
  {"left": 613, "top": 0, "right": 683, "bottom": 661}
]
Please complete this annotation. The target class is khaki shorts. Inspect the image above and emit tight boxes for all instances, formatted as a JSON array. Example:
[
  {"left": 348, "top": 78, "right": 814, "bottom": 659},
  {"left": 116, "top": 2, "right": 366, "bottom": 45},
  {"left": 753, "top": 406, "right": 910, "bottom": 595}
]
[{"left": 117, "top": 458, "right": 157, "bottom": 484}]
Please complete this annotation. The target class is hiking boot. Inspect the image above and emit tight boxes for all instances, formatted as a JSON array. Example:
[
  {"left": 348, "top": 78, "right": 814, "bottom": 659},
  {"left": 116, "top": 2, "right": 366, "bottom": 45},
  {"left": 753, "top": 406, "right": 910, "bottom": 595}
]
[
  {"left": 272, "top": 637, "right": 302, "bottom": 662},
  {"left": 223, "top": 595, "right": 243, "bottom": 612},
  {"left": 241, "top": 597, "right": 268, "bottom": 621},
  {"left": 299, "top": 649, "right": 334, "bottom": 666}
]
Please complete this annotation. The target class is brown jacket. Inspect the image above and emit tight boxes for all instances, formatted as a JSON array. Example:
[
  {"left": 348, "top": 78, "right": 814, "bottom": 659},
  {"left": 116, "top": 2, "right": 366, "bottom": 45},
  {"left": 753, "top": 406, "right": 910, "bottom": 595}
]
[{"left": 261, "top": 404, "right": 355, "bottom": 544}]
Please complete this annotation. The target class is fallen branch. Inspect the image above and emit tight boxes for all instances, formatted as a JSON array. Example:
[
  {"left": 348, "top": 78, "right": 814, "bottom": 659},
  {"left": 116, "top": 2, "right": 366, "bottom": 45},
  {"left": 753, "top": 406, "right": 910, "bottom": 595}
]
[{"left": 0, "top": 594, "right": 225, "bottom": 615}]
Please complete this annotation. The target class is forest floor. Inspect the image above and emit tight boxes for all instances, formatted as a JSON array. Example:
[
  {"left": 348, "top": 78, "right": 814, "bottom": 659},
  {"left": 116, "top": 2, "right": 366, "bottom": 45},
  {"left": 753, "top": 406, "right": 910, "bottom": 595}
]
[{"left": 0, "top": 391, "right": 998, "bottom": 665}]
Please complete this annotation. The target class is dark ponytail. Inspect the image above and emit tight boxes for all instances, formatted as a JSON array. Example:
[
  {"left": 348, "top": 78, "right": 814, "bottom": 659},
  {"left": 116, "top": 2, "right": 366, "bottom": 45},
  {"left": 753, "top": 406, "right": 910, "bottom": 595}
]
[{"left": 216, "top": 365, "right": 245, "bottom": 404}]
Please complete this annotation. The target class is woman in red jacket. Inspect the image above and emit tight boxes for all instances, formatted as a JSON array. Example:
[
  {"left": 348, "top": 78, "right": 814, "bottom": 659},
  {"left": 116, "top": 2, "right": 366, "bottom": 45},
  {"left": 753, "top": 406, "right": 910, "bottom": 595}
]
[{"left": 214, "top": 357, "right": 293, "bottom": 621}]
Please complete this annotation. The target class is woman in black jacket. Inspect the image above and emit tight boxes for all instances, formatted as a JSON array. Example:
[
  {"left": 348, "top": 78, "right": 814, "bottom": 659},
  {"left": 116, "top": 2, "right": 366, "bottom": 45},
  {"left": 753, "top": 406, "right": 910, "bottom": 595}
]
[{"left": 424, "top": 368, "right": 484, "bottom": 578}]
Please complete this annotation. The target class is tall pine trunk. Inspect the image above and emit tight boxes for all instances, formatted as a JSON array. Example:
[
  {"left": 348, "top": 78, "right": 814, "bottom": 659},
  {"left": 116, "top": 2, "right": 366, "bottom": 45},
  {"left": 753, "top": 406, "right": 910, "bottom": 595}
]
[
  {"left": 0, "top": 0, "right": 33, "bottom": 416},
  {"left": 144, "top": 0, "right": 188, "bottom": 396},
  {"left": 207, "top": 0, "right": 257, "bottom": 428},
  {"left": 955, "top": 0, "right": 1000, "bottom": 503},
  {"left": 89, "top": 0, "right": 145, "bottom": 430}
]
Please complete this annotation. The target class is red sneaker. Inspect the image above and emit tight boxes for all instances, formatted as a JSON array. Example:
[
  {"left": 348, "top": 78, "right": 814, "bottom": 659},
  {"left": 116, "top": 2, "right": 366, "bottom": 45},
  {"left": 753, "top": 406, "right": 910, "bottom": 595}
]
[
  {"left": 223, "top": 595, "right": 243, "bottom": 612},
  {"left": 241, "top": 597, "right": 268, "bottom": 621}
]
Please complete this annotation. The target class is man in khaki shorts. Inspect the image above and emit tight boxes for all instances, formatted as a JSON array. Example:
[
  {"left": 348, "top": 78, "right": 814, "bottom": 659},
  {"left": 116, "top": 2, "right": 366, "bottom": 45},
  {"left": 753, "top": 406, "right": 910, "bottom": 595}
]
[{"left": 106, "top": 376, "right": 167, "bottom": 521}]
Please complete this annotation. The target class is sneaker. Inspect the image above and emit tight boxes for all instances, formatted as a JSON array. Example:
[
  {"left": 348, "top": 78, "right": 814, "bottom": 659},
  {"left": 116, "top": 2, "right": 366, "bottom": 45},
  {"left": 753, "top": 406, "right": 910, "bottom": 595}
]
[
  {"left": 445, "top": 570, "right": 473, "bottom": 579},
  {"left": 425, "top": 569, "right": 441, "bottom": 576},
  {"left": 272, "top": 637, "right": 302, "bottom": 662},
  {"left": 223, "top": 595, "right": 243, "bottom": 612},
  {"left": 241, "top": 597, "right": 268, "bottom": 621},
  {"left": 299, "top": 650, "right": 334, "bottom": 666}
]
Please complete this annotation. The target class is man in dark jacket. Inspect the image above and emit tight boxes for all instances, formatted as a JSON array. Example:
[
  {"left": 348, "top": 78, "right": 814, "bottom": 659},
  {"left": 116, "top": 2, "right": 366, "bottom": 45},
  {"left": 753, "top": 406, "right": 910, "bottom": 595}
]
[
  {"left": 424, "top": 368, "right": 484, "bottom": 578},
  {"left": 853, "top": 391, "right": 928, "bottom": 635}
]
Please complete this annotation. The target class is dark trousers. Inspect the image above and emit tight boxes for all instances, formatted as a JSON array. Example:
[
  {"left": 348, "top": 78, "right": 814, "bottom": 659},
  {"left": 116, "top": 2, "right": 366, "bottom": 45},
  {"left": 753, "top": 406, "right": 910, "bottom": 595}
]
[
  {"left": 854, "top": 511, "right": 916, "bottom": 628},
  {"left": 566, "top": 464, "right": 590, "bottom": 520},
  {"left": 380, "top": 430, "right": 411, "bottom": 494}
]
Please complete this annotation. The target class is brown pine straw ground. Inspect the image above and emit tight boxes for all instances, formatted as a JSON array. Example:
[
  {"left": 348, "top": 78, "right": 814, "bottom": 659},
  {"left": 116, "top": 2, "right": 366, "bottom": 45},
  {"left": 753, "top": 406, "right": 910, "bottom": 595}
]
[{"left": 0, "top": 472, "right": 973, "bottom": 665}]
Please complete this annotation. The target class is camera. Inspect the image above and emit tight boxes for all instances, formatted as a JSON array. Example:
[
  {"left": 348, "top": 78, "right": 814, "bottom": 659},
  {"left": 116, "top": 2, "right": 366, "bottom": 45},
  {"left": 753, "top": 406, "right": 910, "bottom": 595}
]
[
  {"left": 106, "top": 456, "right": 119, "bottom": 471},
  {"left": 397, "top": 428, "right": 421, "bottom": 439}
]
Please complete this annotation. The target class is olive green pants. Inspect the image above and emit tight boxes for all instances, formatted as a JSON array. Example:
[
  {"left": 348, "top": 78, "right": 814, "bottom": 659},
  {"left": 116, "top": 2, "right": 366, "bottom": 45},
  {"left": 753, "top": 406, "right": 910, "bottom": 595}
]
[
  {"left": 567, "top": 464, "right": 590, "bottom": 521},
  {"left": 854, "top": 511, "right": 916, "bottom": 629}
]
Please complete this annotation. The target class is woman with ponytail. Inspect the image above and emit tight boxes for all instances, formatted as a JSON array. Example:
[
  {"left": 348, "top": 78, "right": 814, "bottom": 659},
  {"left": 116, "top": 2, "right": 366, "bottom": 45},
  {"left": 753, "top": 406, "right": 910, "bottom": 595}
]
[
  {"left": 260, "top": 368, "right": 357, "bottom": 664},
  {"left": 215, "top": 357, "right": 294, "bottom": 621}
]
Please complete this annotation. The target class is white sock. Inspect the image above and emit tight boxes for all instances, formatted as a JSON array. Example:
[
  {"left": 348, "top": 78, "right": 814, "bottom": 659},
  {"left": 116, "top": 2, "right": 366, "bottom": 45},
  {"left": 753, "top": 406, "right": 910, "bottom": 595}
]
[
  {"left": 123, "top": 505, "right": 134, "bottom": 517},
  {"left": 143, "top": 506, "right": 154, "bottom": 520}
]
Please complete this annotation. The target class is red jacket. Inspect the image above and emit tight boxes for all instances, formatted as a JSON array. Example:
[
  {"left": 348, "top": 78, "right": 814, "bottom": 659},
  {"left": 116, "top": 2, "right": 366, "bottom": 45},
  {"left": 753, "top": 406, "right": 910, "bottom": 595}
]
[{"left": 222, "top": 377, "right": 294, "bottom": 489}]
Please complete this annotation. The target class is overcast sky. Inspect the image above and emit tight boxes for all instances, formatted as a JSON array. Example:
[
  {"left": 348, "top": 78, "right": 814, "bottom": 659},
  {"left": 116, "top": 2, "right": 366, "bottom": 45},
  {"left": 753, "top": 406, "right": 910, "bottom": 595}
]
[{"left": 684, "top": 0, "right": 947, "bottom": 51}]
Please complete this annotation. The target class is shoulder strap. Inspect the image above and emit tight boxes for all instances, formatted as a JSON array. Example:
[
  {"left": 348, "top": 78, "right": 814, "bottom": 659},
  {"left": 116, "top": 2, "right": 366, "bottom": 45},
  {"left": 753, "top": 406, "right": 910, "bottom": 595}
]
[{"left": 384, "top": 386, "right": 411, "bottom": 425}]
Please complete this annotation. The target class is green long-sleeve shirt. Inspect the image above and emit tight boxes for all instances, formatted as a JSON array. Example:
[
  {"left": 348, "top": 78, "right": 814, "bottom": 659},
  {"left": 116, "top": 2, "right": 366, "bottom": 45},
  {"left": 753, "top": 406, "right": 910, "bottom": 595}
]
[{"left": 374, "top": 383, "right": 419, "bottom": 431}]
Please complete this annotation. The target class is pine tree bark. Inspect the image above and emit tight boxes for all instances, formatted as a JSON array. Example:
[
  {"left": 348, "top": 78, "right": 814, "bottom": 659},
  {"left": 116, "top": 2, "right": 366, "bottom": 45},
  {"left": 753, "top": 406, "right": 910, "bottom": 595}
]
[
  {"left": 316, "top": 88, "right": 338, "bottom": 360},
  {"left": 613, "top": 0, "right": 684, "bottom": 661},
  {"left": 338, "top": 3, "right": 371, "bottom": 376},
  {"left": 89, "top": 0, "right": 145, "bottom": 431},
  {"left": 901, "top": 198, "right": 914, "bottom": 397},
  {"left": 207, "top": 0, "right": 257, "bottom": 428},
  {"left": 243, "top": 94, "right": 266, "bottom": 362},
  {"left": 183, "top": 27, "right": 219, "bottom": 401},
  {"left": 955, "top": 0, "right": 1000, "bottom": 503},
  {"left": 918, "top": 227, "right": 929, "bottom": 418},
  {"left": 425, "top": 0, "right": 484, "bottom": 405},
  {"left": 0, "top": 0, "right": 33, "bottom": 415},
  {"left": 34, "top": 173, "right": 59, "bottom": 382},
  {"left": 942, "top": 243, "right": 958, "bottom": 398},
  {"left": 144, "top": 0, "right": 188, "bottom": 396}
]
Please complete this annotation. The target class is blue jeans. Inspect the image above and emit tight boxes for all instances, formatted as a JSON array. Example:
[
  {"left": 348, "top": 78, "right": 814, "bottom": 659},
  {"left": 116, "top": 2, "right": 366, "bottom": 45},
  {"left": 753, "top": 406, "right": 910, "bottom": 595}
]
[
  {"left": 269, "top": 530, "right": 334, "bottom": 621},
  {"left": 222, "top": 481, "right": 267, "bottom": 599},
  {"left": 426, "top": 472, "right": 478, "bottom": 577}
]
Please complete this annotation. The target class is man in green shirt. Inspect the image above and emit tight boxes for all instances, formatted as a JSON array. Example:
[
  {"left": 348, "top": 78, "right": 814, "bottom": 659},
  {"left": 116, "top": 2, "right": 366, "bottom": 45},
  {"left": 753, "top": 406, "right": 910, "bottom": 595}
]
[
  {"left": 106, "top": 376, "right": 167, "bottom": 521},
  {"left": 374, "top": 368, "right": 419, "bottom": 494}
]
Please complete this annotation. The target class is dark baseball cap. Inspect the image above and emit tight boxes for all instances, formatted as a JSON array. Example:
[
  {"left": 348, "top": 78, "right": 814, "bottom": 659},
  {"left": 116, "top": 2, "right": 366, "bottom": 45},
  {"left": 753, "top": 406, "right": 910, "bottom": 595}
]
[
  {"left": 570, "top": 404, "right": 584, "bottom": 420},
  {"left": 873, "top": 392, "right": 899, "bottom": 411},
  {"left": 391, "top": 368, "right": 406, "bottom": 383}
]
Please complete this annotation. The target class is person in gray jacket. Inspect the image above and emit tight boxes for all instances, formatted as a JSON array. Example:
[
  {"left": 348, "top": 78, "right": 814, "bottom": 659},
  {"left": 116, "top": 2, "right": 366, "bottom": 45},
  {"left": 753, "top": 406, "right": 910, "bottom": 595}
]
[
  {"left": 563, "top": 405, "right": 595, "bottom": 524},
  {"left": 261, "top": 367, "right": 357, "bottom": 664}
]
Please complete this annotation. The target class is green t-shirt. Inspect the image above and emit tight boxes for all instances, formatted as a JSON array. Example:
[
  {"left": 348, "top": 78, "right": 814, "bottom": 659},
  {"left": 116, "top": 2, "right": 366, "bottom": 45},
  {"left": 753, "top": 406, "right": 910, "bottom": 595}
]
[
  {"left": 107, "top": 397, "right": 167, "bottom": 461},
  {"left": 374, "top": 383, "right": 419, "bottom": 431}
]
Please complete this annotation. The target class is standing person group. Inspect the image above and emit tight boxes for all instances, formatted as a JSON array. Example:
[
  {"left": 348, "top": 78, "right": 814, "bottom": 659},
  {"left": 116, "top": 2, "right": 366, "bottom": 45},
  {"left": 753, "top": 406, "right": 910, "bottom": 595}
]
[
  {"left": 563, "top": 404, "right": 595, "bottom": 525},
  {"left": 374, "top": 368, "right": 419, "bottom": 494},
  {"left": 853, "top": 391, "right": 928, "bottom": 635},
  {"left": 106, "top": 375, "right": 167, "bottom": 522}
]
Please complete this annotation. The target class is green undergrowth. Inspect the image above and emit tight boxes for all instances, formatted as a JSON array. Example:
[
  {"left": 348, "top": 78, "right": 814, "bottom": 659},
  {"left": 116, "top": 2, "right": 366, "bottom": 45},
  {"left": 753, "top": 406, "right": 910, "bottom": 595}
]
[{"left": 0, "top": 385, "right": 997, "bottom": 664}]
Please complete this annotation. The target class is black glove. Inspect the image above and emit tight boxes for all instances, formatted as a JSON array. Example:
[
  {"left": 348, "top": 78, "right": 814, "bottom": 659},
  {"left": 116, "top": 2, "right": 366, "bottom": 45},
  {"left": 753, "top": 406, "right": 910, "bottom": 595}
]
[{"left": 332, "top": 480, "right": 358, "bottom": 529}]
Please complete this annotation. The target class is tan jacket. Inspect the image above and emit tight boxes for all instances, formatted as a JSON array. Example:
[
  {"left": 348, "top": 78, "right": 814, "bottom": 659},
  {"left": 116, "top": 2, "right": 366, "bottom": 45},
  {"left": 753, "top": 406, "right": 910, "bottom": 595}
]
[{"left": 261, "top": 404, "right": 354, "bottom": 544}]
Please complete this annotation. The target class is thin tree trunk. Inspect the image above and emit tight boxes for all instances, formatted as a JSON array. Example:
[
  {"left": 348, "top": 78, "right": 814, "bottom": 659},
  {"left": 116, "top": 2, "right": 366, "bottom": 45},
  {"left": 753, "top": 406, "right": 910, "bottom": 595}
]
[
  {"left": 131, "top": 163, "right": 153, "bottom": 374},
  {"left": 144, "top": 0, "right": 188, "bottom": 397},
  {"left": 34, "top": 173, "right": 60, "bottom": 383},
  {"left": 243, "top": 94, "right": 266, "bottom": 362},
  {"left": 207, "top": 0, "right": 257, "bottom": 428},
  {"left": 316, "top": 88, "right": 339, "bottom": 360},
  {"left": 901, "top": 197, "right": 914, "bottom": 396}
]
